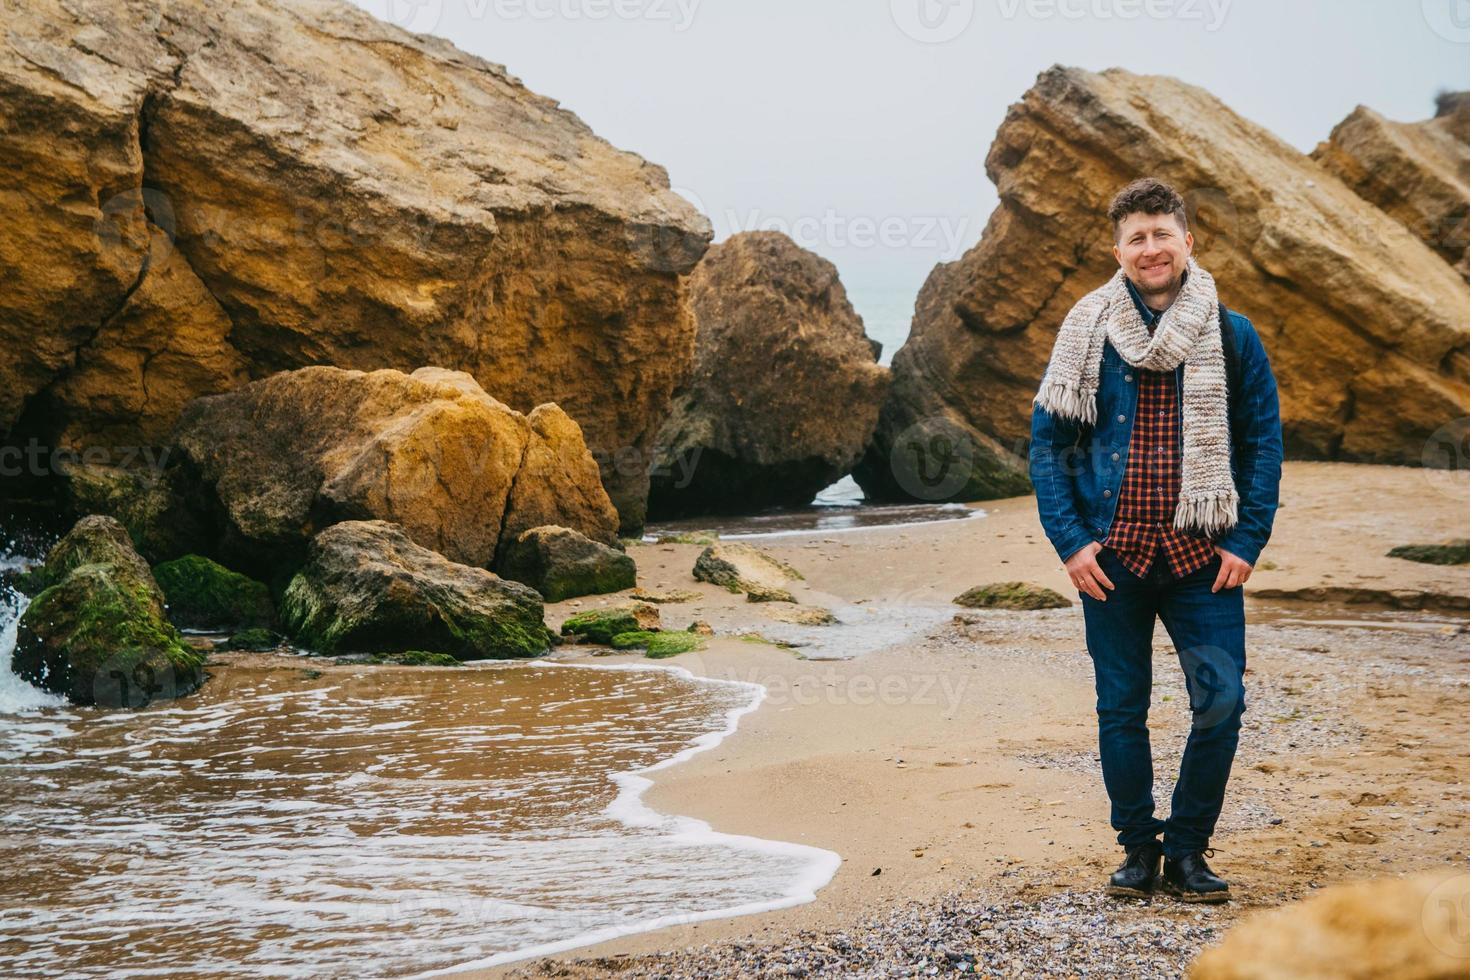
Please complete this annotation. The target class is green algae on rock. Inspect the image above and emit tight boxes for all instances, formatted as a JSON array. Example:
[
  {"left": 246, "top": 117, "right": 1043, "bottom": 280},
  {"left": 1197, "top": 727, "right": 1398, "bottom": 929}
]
[
  {"left": 1386, "top": 540, "right": 1470, "bottom": 566},
  {"left": 366, "top": 651, "right": 462, "bottom": 667},
  {"left": 13, "top": 516, "right": 203, "bottom": 706},
  {"left": 281, "top": 521, "right": 553, "bottom": 660},
  {"left": 559, "top": 602, "right": 662, "bottom": 644},
  {"left": 153, "top": 555, "right": 275, "bottom": 630},
  {"left": 610, "top": 629, "right": 704, "bottom": 658},
  {"left": 952, "top": 582, "right": 1073, "bottom": 610},
  {"left": 220, "top": 628, "right": 282, "bottom": 652}
]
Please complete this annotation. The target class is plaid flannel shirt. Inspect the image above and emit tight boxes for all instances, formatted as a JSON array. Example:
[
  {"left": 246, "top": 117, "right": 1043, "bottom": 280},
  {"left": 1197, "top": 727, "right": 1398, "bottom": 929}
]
[{"left": 1101, "top": 300, "right": 1218, "bottom": 579}]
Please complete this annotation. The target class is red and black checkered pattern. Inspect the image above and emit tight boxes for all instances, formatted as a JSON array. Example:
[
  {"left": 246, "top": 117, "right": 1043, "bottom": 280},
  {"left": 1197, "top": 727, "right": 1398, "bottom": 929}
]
[{"left": 1102, "top": 365, "right": 1218, "bottom": 579}]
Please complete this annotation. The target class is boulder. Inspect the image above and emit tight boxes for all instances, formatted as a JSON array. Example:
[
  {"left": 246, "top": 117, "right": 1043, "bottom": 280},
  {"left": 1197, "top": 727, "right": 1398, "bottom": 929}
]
[
  {"left": 12, "top": 516, "right": 203, "bottom": 706},
  {"left": 2, "top": 0, "right": 711, "bottom": 531},
  {"left": 494, "top": 407, "right": 623, "bottom": 568},
  {"left": 609, "top": 629, "right": 704, "bottom": 658},
  {"left": 1313, "top": 90, "right": 1470, "bottom": 285},
  {"left": 649, "top": 231, "right": 890, "bottom": 517},
  {"left": 953, "top": 582, "right": 1072, "bottom": 610},
  {"left": 220, "top": 628, "right": 282, "bottom": 652},
  {"left": 499, "top": 525, "right": 637, "bottom": 602},
  {"left": 279, "top": 521, "right": 553, "bottom": 659},
  {"left": 855, "top": 66, "right": 1470, "bottom": 503},
  {"left": 763, "top": 604, "right": 839, "bottom": 625},
  {"left": 171, "top": 366, "right": 620, "bottom": 574},
  {"left": 693, "top": 542, "right": 804, "bottom": 603},
  {"left": 152, "top": 555, "right": 275, "bottom": 630},
  {"left": 1385, "top": 540, "right": 1470, "bottom": 565},
  {"left": 1189, "top": 871, "right": 1470, "bottom": 979},
  {"left": 58, "top": 461, "right": 211, "bottom": 564},
  {"left": 560, "top": 602, "right": 662, "bottom": 644}
]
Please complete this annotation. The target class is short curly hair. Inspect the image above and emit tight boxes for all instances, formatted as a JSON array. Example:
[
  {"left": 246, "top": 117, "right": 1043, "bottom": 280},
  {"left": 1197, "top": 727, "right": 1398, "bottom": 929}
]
[{"left": 1108, "top": 177, "right": 1187, "bottom": 243}]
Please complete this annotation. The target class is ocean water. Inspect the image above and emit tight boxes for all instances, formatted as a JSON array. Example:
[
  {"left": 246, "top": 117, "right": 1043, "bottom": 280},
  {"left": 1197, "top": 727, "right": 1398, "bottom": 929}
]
[
  {"left": 845, "top": 285, "right": 914, "bottom": 367},
  {"left": 0, "top": 556, "right": 839, "bottom": 977}
]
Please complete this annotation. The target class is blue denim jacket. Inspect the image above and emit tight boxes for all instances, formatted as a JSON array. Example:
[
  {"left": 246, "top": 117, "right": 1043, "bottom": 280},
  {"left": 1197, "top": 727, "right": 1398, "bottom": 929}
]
[{"left": 1028, "top": 280, "right": 1284, "bottom": 567}]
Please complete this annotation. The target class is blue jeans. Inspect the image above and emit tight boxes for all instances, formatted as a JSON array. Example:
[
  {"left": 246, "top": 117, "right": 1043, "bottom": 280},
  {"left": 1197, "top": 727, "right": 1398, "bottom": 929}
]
[{"left": 1079, "top": 545, "right": 1247, "bottom": 858}]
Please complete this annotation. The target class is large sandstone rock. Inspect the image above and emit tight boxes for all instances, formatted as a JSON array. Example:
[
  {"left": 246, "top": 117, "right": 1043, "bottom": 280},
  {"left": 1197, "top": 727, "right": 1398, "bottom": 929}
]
[
  {"left": 649, "top": 232, "right": 890, "bottom": 517},
  {"left": 12, "top": 516, "right": 204, "bottom": 706},
  {"left": 856, "top": 66, "right": 1470, "bottom": 502},
  {"left": 2, "top": 0, "right": 711, "bottom": 531},
  {"left": 1313, "top": 91, "right": 1470, "bottom": 286},
  {"left": 171, "top": 366, "right": 620, "bottom": 574},
  {"left": 279, "top": 521, "right": 553, "bottom": 659},
  {"left": 1189, "top": 871, "right": 1470, "bottom": 979}
]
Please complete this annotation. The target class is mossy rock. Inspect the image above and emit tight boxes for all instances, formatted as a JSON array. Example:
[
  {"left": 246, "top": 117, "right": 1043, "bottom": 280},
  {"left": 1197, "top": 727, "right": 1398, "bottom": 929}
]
[
  {"left": 16, "top": 514, "right": 151, "bottom": 595},
  {"left": 744, "top": 583, "right": 796, "bottom": 603},
  {"left": 281, "top": 521, "right": 554, "bottom": 660},
  {"left": 498, "top": 525, "right": 636, "bottom": 602},
  {"left": 58, "top": 462, "right": 210, "bottom": 565},
  {"left": 221, "top": 628, "right": 282, "bottom": 652},
  {"left": 13, "top": 517, "right": 204, "bottom": 707},
  {"left": 366, "top": 650, "right": 462, "bottom": 667},
  {"left": 953, "top": 581, "right": 1072, "bottom": 610},
  {"left": 655, "top": 530, "right": 720, "bottom": 545},
  {"left": 610, "top": 629, "right": 704, "bottom": 658},
  {"left": 153, "top": 555, "right": 275, "bottom": 630},
  {"left": 559, "top": 601, "right": 661, "bottom": 644},
  {"left": 693, "top": 542, "right": 803, "bottom": 602},
  {"left": 1386, "top": 540, "right": 1470, "bottom": 566}
]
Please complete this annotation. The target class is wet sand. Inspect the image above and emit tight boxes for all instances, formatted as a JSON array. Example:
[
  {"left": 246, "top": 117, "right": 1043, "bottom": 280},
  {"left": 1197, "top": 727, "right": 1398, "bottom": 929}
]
[{"left": 460, "top": 461, "right": 1470, "bottom": 977}]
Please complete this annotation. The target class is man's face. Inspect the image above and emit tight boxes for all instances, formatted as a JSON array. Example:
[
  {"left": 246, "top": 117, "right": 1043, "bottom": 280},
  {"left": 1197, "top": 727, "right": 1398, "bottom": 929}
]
[{"left": 1112, "top": 211, "right": 1193, "bottom": 297}]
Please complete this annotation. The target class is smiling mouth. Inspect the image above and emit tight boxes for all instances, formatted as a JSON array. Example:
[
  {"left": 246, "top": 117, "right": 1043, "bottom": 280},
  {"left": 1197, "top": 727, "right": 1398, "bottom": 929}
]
[{"left": 1141, "top": 261, "right": 1171, "bottom": 274}]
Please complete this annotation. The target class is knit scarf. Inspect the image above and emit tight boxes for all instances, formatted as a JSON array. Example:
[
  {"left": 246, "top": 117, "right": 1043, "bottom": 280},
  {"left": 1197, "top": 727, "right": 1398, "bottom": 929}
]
[{"left": 1033, "top": 256, "right": 1239, "bottom": 536}]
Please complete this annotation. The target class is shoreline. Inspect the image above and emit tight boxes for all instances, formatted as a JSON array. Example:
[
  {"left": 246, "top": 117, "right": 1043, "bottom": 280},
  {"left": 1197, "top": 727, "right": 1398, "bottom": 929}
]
[
  {"left": 416, "top": 659, "right": 841, "bottom": 977},
  {"left": 454, "top": 460, "right": 1470, "bottom": 977}
]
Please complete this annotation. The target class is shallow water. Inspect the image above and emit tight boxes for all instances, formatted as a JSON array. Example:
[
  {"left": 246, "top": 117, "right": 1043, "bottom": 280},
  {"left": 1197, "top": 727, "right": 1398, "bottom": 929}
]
[
  {"left": 0, "top": 594, "right": 838, "bottom": 978},
  {"left": 646, "top": 476, "right": 983, "bottom": 540}
]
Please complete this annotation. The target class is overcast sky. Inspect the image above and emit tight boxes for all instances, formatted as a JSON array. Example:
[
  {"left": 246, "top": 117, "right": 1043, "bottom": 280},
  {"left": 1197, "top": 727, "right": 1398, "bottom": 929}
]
[{"left": 349, "top": 0, "right": 1470, "bottom": 312}]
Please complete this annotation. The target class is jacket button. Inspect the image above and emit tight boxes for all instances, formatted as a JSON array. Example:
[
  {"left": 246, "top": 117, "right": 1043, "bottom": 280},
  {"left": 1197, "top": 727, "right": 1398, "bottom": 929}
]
[
  {"left": 1116, "top": 414, "right": 1126, "bottom": 423},
  {"left": 1103, "top": 489, "right": 1112, "bottom": 498},
  {"left": 1124, "top": 374, "right": 1134, "bottom": 382},
  {"left": 1111, "top": 452, "right": 1120, "bottom": 461}
]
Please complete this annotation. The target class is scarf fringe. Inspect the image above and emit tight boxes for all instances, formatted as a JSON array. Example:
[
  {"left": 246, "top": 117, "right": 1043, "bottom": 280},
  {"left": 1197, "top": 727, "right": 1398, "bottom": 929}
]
[
  {"left": 1034, "top": 380, "right": 1097, "bottom": 425},
  {"left": 1174, "top": 490, "right": 1240, "bottom": 537}
]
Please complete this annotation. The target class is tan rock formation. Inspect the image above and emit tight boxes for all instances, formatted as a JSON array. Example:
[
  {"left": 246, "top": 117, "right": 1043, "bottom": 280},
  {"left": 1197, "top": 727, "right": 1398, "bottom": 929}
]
[
  {"left": 649, "top": 231, "right": 890, "bottom": 517},
  {"left": 1313, "top": 90, "right": 1470, "bottom": 285},
  {"left": 2, "top": 0, "right": 710, "bottom": 530},
  {"left": 171, "top": 366, "right": 620, "bottom": 573},
  {"left": 857, "top": 66, "right": 1470, "bottom": 502},
  {"left": 1189, "top": 871, "right": 1470, "bottom": 979}
]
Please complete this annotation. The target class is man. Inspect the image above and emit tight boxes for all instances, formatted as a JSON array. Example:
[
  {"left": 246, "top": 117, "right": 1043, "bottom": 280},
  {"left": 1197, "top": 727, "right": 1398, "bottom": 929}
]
[{"left": 1028, "top": 177, "right": 1283, "bottom": 903}]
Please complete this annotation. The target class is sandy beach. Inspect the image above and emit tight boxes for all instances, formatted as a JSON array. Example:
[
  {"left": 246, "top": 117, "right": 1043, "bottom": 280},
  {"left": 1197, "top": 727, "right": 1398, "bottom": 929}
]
[{"left": 454, "top": 461, "right": 1470, "bottom": 977}]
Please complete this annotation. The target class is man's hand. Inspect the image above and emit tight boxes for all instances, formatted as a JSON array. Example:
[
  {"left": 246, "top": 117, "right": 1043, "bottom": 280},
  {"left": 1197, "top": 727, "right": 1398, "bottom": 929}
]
[
  {"left": 1212, "top": 546, "right": 1253, "bottom": 592},
  {"left": 1065, "top": 541, "right": 1115, "bottom": 601}
]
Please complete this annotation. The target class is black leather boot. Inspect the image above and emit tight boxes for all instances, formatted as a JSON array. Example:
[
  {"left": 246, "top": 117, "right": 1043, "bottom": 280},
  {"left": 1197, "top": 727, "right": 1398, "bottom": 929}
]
[
  {"left": 1161, "top": 850, "right": 1231, "bottom": 903},
  {"left": 1105, "top": 840, "right": 1162, "bottom": 898}
]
